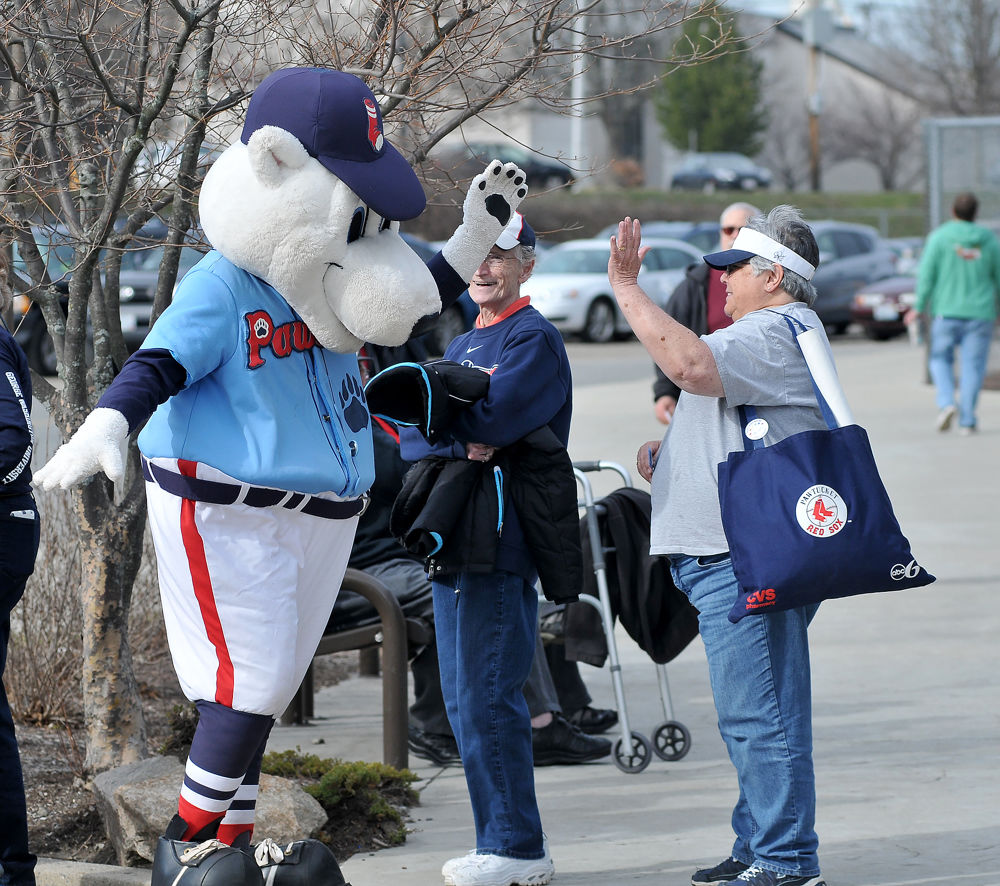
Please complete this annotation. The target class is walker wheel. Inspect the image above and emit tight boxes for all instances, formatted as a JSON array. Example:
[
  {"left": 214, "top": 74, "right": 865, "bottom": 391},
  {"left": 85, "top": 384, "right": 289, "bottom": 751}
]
[
  {"left": 652, "top": 720, "right": 691, "bottom": 761},
  {"left": 612, "top": 731, "right": 652, "bottom": 773}
]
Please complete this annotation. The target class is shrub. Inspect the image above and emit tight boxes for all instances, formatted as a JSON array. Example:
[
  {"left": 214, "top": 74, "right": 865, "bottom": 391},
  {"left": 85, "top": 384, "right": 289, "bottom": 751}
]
[
  {"left": 7, "top": 484, "right": 168, "bottom": 727},
  {"left": 261, "top": 749, "right": 419, "bottom": 859}
]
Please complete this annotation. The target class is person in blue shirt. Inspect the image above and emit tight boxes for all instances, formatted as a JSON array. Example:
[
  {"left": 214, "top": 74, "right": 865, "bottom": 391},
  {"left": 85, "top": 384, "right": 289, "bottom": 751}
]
[
  {"left": 399, "top": 213, "right": 572, "bottom": 886},
  {"left": 0, "top": 247, "right": 41, "bottom": 886}
]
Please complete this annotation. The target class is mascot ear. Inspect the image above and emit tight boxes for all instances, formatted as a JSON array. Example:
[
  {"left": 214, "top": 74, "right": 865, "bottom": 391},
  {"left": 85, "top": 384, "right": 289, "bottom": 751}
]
[{"left": 246, "top": 125, "right": 311, "bottom": 187}]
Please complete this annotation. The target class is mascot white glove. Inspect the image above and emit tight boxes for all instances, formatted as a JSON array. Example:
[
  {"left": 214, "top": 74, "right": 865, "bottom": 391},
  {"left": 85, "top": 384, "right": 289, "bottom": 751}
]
[
  {"left": 33, "top": 407, "right": 130, "bottom": 490},
  {"left": 442, "top": 160, "right": 529, "bottom": 280}
]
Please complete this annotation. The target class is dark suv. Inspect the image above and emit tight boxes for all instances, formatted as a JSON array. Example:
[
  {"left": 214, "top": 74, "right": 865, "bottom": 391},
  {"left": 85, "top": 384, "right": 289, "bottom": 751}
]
[
  {"left": 808, "top": 221, "right": 899, "bottom": 334},
  {"left": 439, "top": 141, "right": 574, "bottom": 190},
  {"left": 670, "top": 152, "right": 772, "bottom": 192}
]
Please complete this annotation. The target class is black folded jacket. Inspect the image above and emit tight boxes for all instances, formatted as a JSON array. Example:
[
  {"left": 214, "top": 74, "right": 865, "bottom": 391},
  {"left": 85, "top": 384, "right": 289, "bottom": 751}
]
[{"left": 364, "top": 359, "right": 490, "bottom": 442}]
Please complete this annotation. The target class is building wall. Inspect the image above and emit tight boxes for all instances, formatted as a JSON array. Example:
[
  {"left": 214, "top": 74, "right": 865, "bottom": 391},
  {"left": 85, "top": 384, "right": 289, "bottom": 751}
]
[{"left": 439, "top": 14, "right": 925, "bottom": 194}]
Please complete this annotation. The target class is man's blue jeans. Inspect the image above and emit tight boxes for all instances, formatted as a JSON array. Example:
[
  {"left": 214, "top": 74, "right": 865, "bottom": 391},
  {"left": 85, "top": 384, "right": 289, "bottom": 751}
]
[
  {"left": 929, "top": 316, "right": 995, "bottom": 429},
  {"left": 432, "top": 570, "right": 544, "bottom": 860},
  {"left": 669, "top": 554, "right": 821, "bottom": 878}
]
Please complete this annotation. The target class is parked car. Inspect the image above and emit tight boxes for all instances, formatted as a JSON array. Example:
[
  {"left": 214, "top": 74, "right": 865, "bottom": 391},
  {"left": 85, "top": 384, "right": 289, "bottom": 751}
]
[
  {"left": 437, "top": 141, "right": 574, "bottom": 190},
  {"left": 808, "top": 220, "right": 900, "bottom": 334},
  {"left": 596, "top": 220, "right": 721, "bottom": 253},
  {"left": 400, "top": 232, "right": 477, "bottom": 354},
  {"left": 11, "top": 222, "right": 207, "bottom": 374},
  {"left": 116, "top": 238, "right": 210, "bottom": 351},
  {"left": 849, "top": 274, "right": 917, "bottom": 340},
  {"left": 670, "top": 153, "right": 772, "bottom": 192},
  {"left": 520, "top": 237, "right": 703, "bottom": 342},
  {"left": 10, "top": 226, "right": 76, "bottom": 374}
]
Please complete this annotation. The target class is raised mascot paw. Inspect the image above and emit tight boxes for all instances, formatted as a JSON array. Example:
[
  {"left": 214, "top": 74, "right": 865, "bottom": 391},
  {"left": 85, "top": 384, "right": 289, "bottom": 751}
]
[
  {"left": 468, "top": 160, "right": 528, "bottom": 232},
  {"left": 32, "top": 407, "right": 130, "bottom": 491},
  {"left": 441, "top": 160, "right": 529, "bottom": 281}
]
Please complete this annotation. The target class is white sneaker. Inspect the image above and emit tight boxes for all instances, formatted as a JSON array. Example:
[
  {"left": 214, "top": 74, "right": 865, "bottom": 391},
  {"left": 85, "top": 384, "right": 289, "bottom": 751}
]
[
  {"left": 936, "top": 405, "right": 957, "bottom": 431},
  {"left": 442, "top": 851, "right": 477, "bottom": 879},
  {"left": 444, "top": 849, "right": 554, "bottom": 886}
]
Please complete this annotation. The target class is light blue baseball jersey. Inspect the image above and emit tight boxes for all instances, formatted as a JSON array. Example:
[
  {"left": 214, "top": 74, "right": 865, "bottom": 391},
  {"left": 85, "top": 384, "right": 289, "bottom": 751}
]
[{"left": 137, "top": 252, "right": 373, "bottom": 496}]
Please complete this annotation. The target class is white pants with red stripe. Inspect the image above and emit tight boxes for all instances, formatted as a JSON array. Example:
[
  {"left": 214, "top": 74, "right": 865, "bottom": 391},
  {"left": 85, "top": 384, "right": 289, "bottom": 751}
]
[{"left": 145, "top": 477, "right": 358, "bottom": 717}]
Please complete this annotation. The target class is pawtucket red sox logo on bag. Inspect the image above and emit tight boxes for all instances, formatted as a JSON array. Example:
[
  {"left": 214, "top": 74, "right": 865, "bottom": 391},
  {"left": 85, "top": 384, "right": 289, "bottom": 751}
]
[{"left": 795, "top": 484, "right": 846, "bottom": 537}]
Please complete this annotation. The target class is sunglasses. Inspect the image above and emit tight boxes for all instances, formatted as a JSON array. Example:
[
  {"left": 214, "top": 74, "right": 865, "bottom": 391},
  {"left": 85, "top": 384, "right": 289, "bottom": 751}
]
[{"left": 721, "top": 225, "right": 743, "bottom": 236}]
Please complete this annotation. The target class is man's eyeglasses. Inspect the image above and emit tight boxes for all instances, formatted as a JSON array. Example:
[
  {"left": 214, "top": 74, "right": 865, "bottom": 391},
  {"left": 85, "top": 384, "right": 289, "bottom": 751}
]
[
  {"left": 721, "top": 225, "right": 743, "bottom": 237},
  {"left": 724, "top": 259, "right": 751, "bottom": 276},
  {"left": 482, "top": 252, "right": 516, "bottom": 268}
]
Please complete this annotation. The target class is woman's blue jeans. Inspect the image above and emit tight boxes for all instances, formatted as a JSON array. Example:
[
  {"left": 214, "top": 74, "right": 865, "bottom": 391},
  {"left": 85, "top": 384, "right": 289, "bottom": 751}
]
[
  {"left": 432, "top": 571, "right": 544, "bottom": 860},
  {"left": 929, "top": 316, "right": 995, "bottom": 429},
  {"left": 669, "top": 554, "right": 821, "bottom": 878}
]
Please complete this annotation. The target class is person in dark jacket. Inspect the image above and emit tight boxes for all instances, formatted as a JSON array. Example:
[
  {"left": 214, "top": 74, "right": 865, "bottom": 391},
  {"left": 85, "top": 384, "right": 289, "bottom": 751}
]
[
  {"left": 0, "top": 247, "right": 41, "bottom": 886},
  {"left": 653, "top": 202, "right": 761, "bottom": 425},
  {"left": 399, "top": 212, "right": 572, "bottom": 886}
]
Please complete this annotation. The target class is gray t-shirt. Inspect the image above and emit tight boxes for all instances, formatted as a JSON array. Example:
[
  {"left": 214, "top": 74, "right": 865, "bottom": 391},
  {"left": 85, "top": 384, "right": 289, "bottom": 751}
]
[{"left": 649, "top": 302, "right": 834, "bottom": 556}]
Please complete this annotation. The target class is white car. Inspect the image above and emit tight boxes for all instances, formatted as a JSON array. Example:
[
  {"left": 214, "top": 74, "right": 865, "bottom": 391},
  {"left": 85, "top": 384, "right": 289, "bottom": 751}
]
[{"left": 522, "top": 237, "right": 703, "bottom": 342}]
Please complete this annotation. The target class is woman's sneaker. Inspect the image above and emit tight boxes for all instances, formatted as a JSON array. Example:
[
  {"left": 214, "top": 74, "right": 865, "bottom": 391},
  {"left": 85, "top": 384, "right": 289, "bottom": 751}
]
[
  {"left": 254, "top": 838, "right": 348, "bottom": 886},
  {"left": 726, "top": 864, "right": 826, "bottom": 886},
  {"left": 692, "top": 856, "right": 750, "bottom": 885},
  {"left": 443, "top": 850, "right": 554, "bottom": 886}
]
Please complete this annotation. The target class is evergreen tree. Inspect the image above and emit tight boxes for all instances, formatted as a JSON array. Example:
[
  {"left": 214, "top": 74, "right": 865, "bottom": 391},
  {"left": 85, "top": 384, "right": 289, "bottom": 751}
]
[{"left": 654, "top": 3, "right": 768, "bottom": 156}]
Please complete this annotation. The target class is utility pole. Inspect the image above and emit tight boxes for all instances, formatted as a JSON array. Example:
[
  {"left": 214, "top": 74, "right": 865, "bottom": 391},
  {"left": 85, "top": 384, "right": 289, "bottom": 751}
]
[{"left": 802, "top": 0, "right": 832, "bottom": 192}]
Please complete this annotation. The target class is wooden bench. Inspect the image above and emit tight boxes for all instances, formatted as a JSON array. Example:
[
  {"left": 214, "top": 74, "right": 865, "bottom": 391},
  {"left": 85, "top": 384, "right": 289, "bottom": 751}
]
[{"left": 280, "top": 568, "right": 432, "bottom": 771}]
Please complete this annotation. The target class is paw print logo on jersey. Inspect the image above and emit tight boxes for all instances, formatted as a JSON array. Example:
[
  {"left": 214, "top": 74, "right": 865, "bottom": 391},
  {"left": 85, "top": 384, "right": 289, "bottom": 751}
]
[
  {"left": 253, "top": 314, "right": 271, "bottom": 341},
  {"left": 340, "top": 375, "right": 369, "bottom": 433}
]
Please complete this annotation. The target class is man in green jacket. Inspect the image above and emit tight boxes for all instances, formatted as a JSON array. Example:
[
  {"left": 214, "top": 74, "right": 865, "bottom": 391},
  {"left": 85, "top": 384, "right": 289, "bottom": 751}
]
[{"left": 907, "top": 192, "right": 1000, "bottom": 434}]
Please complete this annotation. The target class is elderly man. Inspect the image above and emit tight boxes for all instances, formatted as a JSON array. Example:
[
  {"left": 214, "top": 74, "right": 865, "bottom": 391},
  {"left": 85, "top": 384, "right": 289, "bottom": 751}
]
[
  {"left": 399, "top": 211, "right": 574, "bottom": 886},
  {"left": 652, "top": 202, "right": 762, "bottom": 425},
  {"left": 609, "top": 206, "right": 829, "bottom": 886}
]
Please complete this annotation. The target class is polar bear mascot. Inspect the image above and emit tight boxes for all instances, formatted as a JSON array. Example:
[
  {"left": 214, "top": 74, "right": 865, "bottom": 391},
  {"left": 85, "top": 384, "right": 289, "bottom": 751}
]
[{"left": 35, "top": 67, "right": 526, "bottom": 886}]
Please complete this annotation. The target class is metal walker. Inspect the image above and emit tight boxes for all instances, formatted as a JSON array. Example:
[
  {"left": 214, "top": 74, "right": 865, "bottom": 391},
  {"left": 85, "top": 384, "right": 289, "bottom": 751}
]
[{"left": 571, "top": 460, "right": 692, "bottom": 774}]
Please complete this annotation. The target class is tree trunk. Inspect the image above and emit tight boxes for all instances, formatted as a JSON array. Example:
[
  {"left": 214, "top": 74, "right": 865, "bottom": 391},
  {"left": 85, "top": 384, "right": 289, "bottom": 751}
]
[{"left": 75, "top": 459, "right": 150, "bottom": 773}]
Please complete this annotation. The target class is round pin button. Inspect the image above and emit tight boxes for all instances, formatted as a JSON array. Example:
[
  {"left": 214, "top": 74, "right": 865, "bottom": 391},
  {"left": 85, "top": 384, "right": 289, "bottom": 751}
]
[{"left": 745, "top": 418, "right": 769, "bottom": 440}]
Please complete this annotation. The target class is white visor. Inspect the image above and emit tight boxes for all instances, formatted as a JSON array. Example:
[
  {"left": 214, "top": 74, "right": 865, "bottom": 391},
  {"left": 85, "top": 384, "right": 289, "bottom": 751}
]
[{"left": 730, "top": 228, "right": 816, "bottom": 280}]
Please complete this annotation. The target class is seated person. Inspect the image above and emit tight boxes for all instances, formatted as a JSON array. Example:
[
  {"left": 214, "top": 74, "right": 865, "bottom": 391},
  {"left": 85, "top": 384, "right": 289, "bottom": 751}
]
[
  {"left": 539, "top": 602, "right": 618, "bottom": 735},
  {"left": 326, "top": 339, "right": 614, "bottom": 767}
]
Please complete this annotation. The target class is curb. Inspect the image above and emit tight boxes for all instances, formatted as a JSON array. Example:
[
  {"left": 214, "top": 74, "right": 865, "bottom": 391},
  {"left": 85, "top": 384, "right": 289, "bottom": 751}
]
[{"left": 37, "top": 858, "right": 150, "bottom": 886}]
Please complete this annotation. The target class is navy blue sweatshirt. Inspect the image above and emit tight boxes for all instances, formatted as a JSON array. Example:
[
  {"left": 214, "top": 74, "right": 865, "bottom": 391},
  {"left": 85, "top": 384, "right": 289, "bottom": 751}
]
[{"left": 399, "top": 300, "right": 572, "bottom": 583}]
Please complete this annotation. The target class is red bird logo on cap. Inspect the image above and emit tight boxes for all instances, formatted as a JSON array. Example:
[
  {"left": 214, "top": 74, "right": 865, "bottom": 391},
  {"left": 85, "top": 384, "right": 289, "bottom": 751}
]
[{"left": 364, "top": 98, "right": 384, "bottom": 153}]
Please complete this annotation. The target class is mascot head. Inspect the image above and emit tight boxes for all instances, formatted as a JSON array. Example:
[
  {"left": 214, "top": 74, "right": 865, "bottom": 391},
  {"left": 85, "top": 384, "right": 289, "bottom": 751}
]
[{"left": 199, "top": 67, "right": 441, "bottom": 353}]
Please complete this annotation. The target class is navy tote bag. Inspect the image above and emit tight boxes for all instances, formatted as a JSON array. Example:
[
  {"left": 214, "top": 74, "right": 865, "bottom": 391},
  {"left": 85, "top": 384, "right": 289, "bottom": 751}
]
[{"left": 718, "top": 315, "right": 935, "bottom": 623}]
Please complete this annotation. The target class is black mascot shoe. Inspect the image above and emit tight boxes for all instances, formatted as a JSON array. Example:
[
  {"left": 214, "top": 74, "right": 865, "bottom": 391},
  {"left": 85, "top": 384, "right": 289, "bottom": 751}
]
[
  {"left": 254, "top": 837, "right": 349, "bottom": 886},
  {"left": 152, "top": 817, "right": 263, "bottom": 886}
]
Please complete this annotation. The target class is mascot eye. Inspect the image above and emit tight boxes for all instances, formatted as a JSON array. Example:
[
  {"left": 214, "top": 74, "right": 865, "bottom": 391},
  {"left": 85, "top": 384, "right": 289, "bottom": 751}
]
[{"left": 347, "top": 206, "right": 367, "bottom": 244}]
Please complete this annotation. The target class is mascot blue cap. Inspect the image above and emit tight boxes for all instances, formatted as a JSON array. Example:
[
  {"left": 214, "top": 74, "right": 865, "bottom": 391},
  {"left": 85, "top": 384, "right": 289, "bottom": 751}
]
[{"left": 241, "top": 67, "right": 427, "bottom": 221}]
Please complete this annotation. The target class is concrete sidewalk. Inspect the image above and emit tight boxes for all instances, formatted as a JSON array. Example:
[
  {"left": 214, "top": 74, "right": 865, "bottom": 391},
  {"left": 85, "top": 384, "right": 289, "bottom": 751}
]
[{"left": 38, "top": 336, "right": 1000, "bottom": 886}]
